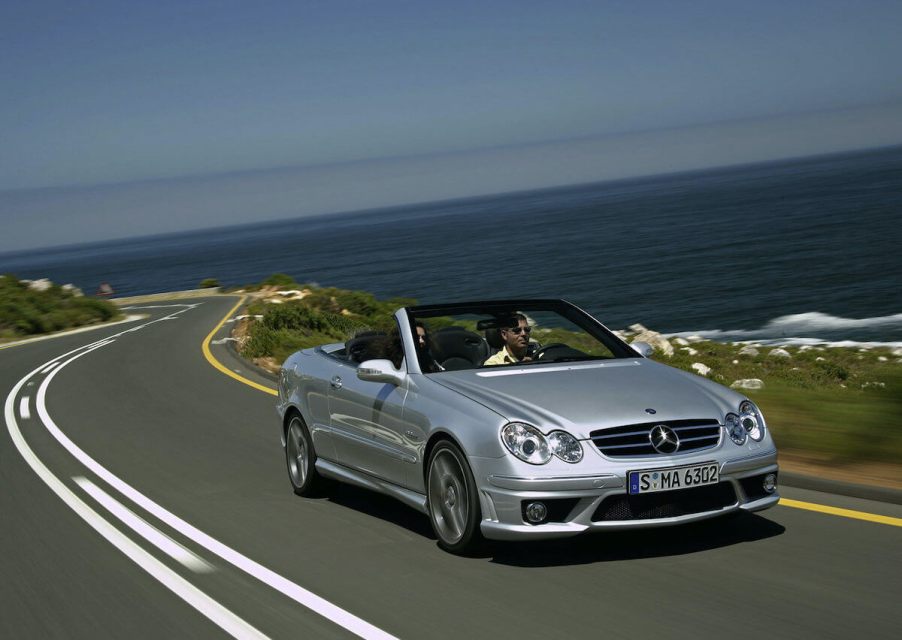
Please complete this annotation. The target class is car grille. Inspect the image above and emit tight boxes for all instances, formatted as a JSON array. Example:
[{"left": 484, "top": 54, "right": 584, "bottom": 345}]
[
  {"left": 589, "top": 419, "right": 721, "bottom": 457},
  {"left": 592, "top": 483, "right": 737, "bottom": 521}
]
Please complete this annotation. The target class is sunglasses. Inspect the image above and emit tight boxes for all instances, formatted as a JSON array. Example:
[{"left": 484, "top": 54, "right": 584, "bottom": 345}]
[{"left": 504, "top": 326, "right": 531, "bottom": 334}]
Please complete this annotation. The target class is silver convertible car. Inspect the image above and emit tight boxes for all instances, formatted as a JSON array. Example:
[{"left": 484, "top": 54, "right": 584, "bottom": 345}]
[{"left": 277, "top": 300, "right": 779, "bottom": 553}]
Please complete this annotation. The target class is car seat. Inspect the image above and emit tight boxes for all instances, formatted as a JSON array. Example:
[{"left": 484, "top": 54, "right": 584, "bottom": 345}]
[{"left": 431, "top": 327, "right": 489, "bottom": 371}]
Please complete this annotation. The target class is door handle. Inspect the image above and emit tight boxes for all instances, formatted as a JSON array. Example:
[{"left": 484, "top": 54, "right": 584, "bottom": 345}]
[{"left": 330, "top": 375, "right": 342, "bottom": 389}]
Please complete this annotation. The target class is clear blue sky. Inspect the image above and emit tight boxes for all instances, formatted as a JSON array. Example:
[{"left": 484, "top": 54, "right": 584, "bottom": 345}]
[{"left": 1, "top": 0, "right": 901, "bottom": 250}]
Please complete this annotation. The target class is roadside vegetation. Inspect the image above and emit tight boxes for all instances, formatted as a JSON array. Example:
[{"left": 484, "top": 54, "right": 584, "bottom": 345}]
[
  {"left": 665, "top": 341, "right": 902, "bottom": 466},
  {"left": 234, "top": 277, "right": 902, "bottom": 473},
  {"left": 233, "top": 274, "right": 413, "bottom": 364},
  {"left": 0, "top": 275, "right": 121, "bottom": 340}
]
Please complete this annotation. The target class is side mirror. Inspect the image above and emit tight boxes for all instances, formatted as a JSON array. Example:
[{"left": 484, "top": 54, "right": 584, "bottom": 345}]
[
  {"left": 630, "top": 341, "right": 654, "bottom": 357},
  {"left": 357, "top": 359, "right": 406, "bottom": 386}
]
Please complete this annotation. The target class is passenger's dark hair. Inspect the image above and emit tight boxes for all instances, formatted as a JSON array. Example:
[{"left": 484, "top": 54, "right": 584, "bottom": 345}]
[
  {"left": 378, "top": 327, "right": 405, "bottom": 369},
  {"left": 414, "top": 321, "right": 443, "bottom": 373}
]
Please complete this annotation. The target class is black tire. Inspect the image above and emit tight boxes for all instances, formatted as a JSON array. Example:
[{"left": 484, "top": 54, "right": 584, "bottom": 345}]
[
  {"left": 427, "top": 440, "right": 483, "bottom": 554},
  {"left": 285, "top": 414, "right": 325, "bottom": 496}
]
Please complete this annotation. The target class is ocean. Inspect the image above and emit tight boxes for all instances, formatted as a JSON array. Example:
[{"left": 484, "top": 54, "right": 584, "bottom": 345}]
[{"left": 3, "top": 146, "right": 901, "bottom": 345}]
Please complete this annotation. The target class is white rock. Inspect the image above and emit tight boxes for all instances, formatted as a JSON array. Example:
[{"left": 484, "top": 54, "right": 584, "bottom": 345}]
[
  {"left": 681, "top": 347, "right": 698, "bottom": 356},
  {"left": 686, "top": 335, "right": 705, "bottom": 343},
  {"left": 673, "top": 337, "right": 689, "bottom": 346},
  {"left": 630, "top": 326, "right": 674, "bottom": 357},
  {"left": 628, "top": 323, "right": 649, "bottom": 334},
  {"left": 732, "top": 359, "right": 739, "bottom": 364},
  {"left": 730, "top": 378, "right": 764, "bottom": 390},
  {"left": 26, "top": 278, "right": 53, "bottom": 292},
  {"left": 861, "top": 381, "right": 886, "bottom": 389},
  {"left": 892, "top": 347, "right": 902, "bottom": 356},
  {"left": 878, "top": 356, "right": 888, "bottom": 362},
  {"left": 276, "top": 289, "right": 310, "bottom": 299},
  {"left": 798, "top": 345, "right": 812, "bottom": 352},
  {"left": 738, "top": 346, "right": 759, "bottom": 357},
  {"left": 816, "top": 357, "right": 826, "bottom": 362},
  {"left": 691, "top": 362, "right": 711, "bottom": 376},
  {"left": 61, "top": 283, "right": 84, "bottom": 297},
  {"left": 264, "top": 298, "right": 285, "bottom": 304},
  {"left": 768, "top": 348, "right": 792, "bottom": 358}
]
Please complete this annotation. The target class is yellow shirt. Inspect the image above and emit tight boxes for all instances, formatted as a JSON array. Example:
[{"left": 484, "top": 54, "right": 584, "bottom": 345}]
[{"left": 483, "top": 345, "right": 526, "bottom": 366}]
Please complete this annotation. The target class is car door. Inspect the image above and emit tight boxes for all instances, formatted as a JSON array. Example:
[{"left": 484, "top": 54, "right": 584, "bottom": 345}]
[{"left": 326, "top": 362, "right": 411, "bottom": 487}]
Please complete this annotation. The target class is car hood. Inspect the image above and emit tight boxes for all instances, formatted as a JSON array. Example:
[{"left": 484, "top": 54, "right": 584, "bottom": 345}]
[{"left": 430, "top": 359, "right": 742, "bottom": 439}]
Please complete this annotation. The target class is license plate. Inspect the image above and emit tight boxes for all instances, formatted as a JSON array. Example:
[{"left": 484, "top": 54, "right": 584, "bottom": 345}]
[{"left": 628, "top": 462, "right": 719, "bottom": 495}]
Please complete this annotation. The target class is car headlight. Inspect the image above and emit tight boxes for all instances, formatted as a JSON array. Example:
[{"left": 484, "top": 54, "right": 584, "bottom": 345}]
[
  {"left": 548, "top": 431, "right": 584, "bottom": 463},
  {"left": 739, "top": 400, "right": 765, "bottom": 442},
  {"left": 725, "top": 412, "right": 746, "bottom": 445},
  {"left": 501, "top": 423, "right": 552, "bottom": 464}
]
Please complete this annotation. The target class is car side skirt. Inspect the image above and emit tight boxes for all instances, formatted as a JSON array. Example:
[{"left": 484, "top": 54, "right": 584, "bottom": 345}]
[{"left": 315, "top": 459, "right": 429, "bottom": 515}]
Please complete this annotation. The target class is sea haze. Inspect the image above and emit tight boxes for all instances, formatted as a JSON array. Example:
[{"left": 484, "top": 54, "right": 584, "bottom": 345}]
[{"left": 3, "top": 146, "right": 901, "bottom": 344}]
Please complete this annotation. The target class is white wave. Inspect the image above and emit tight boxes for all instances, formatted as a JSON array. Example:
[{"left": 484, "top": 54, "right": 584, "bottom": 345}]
[
  {"left": 762, "top": 311, "right": 902, "bottom": 332},
  {"left": 663, "top": 311, "right": 902, "bottom": 347}
]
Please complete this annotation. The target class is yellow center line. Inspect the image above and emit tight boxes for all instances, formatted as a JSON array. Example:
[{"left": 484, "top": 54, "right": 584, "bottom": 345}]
[
  {"left": 779, "top": 498, "right": 902, "bottom": 527},
  {"left": 201, "top": 296, "right": 278, "bottom": 396},
  {"left": 201, "top": 297, "right": 902, "bottom": 528}
]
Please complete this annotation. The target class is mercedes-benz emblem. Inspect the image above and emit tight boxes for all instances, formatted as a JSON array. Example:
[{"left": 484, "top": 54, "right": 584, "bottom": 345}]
[
  {"left": 644, "top": 408, "right": 656, "bottom": 415},
  {"left": 649, "top": 424, "right": 680, "bottom": 454}
]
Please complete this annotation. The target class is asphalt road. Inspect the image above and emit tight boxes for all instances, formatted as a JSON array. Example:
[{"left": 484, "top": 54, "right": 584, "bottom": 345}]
[{"left": 2, "top": 296, "right": 900, "bottom": 639}]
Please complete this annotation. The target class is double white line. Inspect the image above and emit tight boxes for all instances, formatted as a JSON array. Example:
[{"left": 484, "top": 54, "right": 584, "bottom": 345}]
[{"left": 6, "top": 310, "right": 397, "bottom": 640}]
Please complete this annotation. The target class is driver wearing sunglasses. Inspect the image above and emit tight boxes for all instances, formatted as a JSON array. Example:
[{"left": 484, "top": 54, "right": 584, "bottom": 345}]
[{"left": 483, "top": 313, "right": 534, "bottom": 366}]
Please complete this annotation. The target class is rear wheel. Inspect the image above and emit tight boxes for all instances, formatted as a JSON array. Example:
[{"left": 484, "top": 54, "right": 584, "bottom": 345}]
[
  {"left": 285, "top": 414, "right": 325, "bottom": 496},
  {"left": 427, "top": 441, "right": 483, "bottom": 554}
]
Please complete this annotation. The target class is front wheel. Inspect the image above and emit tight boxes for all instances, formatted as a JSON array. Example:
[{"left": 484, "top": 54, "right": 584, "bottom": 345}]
[
  {"left": 285, "top": 414, "right": 325, "bottom": 496},
  {"left": 427, "top": 441, "right": 483, "bottom": 554}
]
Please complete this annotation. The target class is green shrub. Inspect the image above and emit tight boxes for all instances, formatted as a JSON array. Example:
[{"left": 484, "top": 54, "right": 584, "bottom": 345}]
[
  {"left": 199, "top": 278, "right": 220, "bottom": 289},
  {"left": 239, "top": 284, "right": 410, "bottom": 362},
  {"left": 261, "top": 273, "right": 297, "bottom": 287},
  {"left": 0, "top": 275, "right": 121, "bottom": 339}
]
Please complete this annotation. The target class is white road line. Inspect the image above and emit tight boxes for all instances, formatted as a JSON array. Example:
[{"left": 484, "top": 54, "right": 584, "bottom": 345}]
[
  {"left": 19, "top": 396, "right": 31, "bottom": 420},
  {"left": 5, "top": 369, "right": 268, "bottom": 639},
  {"left": 40, "top": 362, "right": 59, "bottom": 374},
  {"left": 13, "top": 307, "right": 399, "bottom": 640},
  {"left": 74, "top": 477, "right": 215, "bottom": 574},
  {"left": 0, "top": 315, "right": 145, "bottom": 351},
  {"left": 119, "top": 304, "right": 199, "bottom": 310},
  {"left": 35, "top": 351, "right": 399, "bottom": 640}
]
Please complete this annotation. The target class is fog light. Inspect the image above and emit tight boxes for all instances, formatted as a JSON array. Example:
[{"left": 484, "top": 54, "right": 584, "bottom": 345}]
[
  {"left": 525, "top": 501, "right": 548, "bottom": 524},
  {"left": 763, "top": 473, "right": 777, "bottom": 494}
]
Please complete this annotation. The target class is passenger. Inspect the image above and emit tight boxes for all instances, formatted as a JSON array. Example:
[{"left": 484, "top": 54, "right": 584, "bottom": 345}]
[
  {"left": 483, "top": 314, "right": 534, "bottom": 366},
  {"left": 414, "top": 321, "right": 444, "bottom": 372}
]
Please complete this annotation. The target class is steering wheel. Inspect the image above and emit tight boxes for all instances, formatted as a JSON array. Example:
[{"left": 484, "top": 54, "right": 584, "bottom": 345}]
[{"left": 532, "top": 343, "right": 570, "bottom": 361}]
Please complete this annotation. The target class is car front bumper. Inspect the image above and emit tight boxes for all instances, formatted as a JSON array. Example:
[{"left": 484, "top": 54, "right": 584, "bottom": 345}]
[{"left": 471, "top": 449, "right": 779, "bottom": 541}]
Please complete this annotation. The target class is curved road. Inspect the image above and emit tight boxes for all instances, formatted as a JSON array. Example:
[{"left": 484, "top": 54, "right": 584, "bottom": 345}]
[{"left": 2, "top": 296, "right": 900, "bottom": 639}]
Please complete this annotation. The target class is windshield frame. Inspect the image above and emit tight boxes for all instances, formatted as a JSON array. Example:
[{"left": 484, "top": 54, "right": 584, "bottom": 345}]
[{"left": 404, "top": 299, "right": 638, "bottom": 372}]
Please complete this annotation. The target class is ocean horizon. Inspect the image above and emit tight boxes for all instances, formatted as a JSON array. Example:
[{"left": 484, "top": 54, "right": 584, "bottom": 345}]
[{"left": 3, "top": 146, "right": 901, "bottom": 346}]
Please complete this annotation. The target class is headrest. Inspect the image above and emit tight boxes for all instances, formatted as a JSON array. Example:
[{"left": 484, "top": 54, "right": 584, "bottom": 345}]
[
  {"left": 484, "top": 328, "right": 504, "bottom": 349},
  {"left": 431, "top": 326, "right": 488, "bottom": 368}
]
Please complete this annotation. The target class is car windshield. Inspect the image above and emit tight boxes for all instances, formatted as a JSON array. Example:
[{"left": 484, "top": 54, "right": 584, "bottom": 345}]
[{"left": 407, "top": 300, "right": 636, "bottom": 373}]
